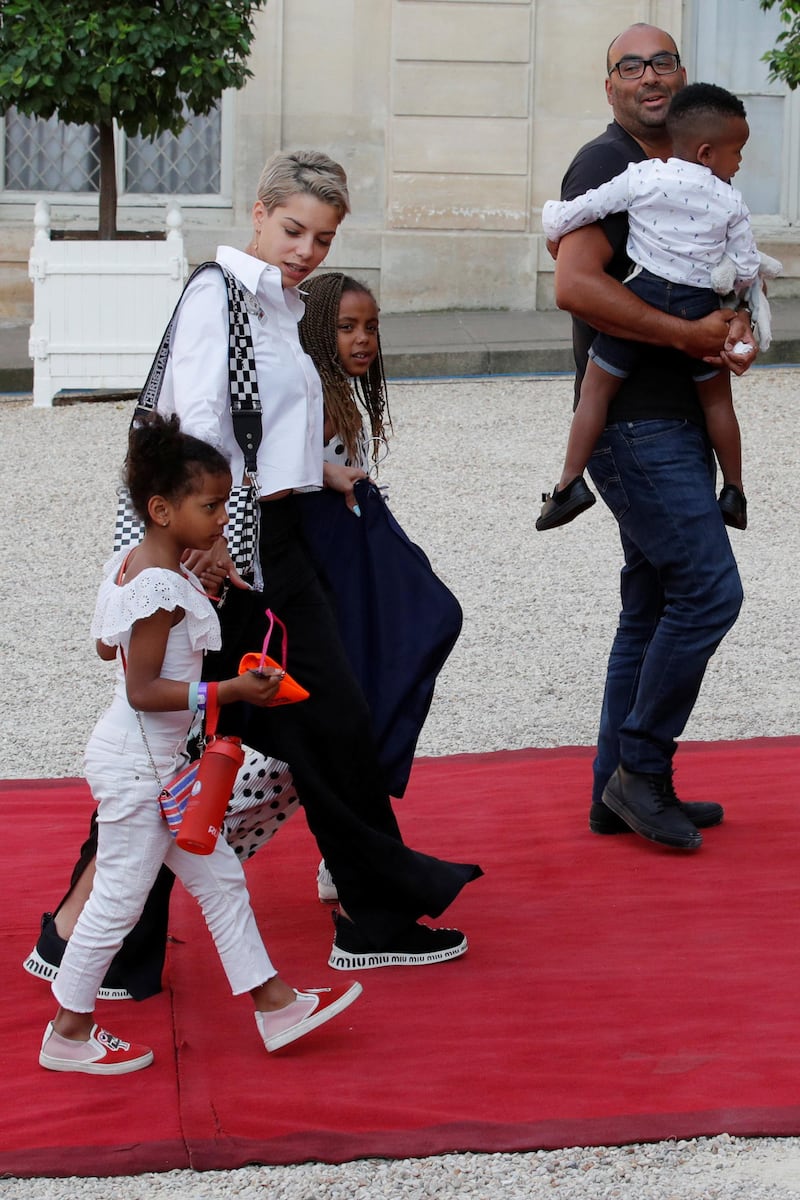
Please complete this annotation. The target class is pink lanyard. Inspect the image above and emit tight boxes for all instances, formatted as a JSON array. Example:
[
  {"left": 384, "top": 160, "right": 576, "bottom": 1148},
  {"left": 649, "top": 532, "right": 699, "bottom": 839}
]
[{"left": 259, "top": 608, "right": 288, "bottom": 674}]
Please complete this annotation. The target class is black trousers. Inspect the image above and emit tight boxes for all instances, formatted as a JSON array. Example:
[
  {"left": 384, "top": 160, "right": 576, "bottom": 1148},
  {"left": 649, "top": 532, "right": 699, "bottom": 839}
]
[{"left": 205, "top": 495, "right": 480, "bottom": 947}]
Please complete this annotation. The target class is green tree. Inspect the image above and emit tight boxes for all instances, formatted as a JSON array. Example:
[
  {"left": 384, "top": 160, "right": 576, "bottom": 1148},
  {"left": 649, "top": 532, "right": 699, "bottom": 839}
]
[
  {"left": 0, "top": 0, "right": 267, "bottom": 238},
  {"left": 761, "top": 0, "right": 800, "bottom": 88}
]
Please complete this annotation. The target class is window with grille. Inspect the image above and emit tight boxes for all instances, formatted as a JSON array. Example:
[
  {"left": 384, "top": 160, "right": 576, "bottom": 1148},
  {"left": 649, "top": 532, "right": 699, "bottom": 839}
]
[
  {"left": 689, "top": 0, "right": 799, "bottom": 222},
  {"left": 1, "top": 104, "right": 222, "bottom": 197}
]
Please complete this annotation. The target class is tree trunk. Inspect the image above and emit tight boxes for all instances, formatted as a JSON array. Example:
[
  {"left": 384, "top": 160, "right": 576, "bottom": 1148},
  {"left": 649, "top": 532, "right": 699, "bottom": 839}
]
[{"left": 97, "top": 121, "right": 118, "bottom": 240}]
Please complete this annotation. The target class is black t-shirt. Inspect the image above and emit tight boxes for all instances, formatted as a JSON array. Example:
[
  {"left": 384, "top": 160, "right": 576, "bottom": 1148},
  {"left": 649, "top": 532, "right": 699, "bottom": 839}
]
[{"left": 562, "top": 121, "right": 703, "bottom": 424}]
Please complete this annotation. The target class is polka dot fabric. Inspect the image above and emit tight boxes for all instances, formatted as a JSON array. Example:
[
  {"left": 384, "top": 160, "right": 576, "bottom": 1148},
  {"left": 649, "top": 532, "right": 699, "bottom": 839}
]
[{"left": 222, "top": 748, "right": 300, "bottom": 861}]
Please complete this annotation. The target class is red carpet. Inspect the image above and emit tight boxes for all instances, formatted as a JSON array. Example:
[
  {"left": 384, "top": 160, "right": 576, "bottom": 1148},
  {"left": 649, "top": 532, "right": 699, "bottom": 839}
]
[{"left": 4, "top": 738, "right": 800, "bottom": 1178}]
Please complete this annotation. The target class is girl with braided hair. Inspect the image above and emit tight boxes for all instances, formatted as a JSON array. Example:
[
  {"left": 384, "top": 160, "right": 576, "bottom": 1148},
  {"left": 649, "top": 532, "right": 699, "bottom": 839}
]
[{"left": 298, "top": 272, "right": 390, "bottom": 484}]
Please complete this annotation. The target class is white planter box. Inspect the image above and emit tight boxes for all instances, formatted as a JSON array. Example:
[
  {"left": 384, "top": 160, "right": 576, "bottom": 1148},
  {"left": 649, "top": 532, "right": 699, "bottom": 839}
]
[{"left": 28, "top": 200, "right": 188, "bottom": 407}]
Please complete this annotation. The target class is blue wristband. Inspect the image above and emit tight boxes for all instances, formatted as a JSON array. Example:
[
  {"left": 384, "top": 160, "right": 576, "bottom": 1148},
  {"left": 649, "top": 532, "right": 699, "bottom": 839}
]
[{"left": 188, "top": 682, "right": 200, "bottom": 712}]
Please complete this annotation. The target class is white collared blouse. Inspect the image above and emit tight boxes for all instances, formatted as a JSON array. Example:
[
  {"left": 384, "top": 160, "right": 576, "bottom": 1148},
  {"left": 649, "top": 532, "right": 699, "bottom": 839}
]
[{"left": 161, "top": 245, "right": 324, "bottom": 497}]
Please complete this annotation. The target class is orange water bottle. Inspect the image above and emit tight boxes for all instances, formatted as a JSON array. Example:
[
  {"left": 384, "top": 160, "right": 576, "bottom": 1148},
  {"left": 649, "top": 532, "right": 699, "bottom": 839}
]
[{"left": 176, "top": 685, "right": 244, "bottom": 855}]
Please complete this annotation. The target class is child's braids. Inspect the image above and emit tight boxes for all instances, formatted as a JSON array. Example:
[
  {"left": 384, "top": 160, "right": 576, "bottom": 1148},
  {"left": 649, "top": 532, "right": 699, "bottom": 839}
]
[{"left": 299, "top": 272, "right": 391, "bottom": 464}]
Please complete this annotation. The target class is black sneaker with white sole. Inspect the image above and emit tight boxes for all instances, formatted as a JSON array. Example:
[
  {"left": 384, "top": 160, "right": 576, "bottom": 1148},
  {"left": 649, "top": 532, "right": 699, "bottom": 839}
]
[
  {"left": 22, "top": 866, "right": 173, "bottom": 1001},
  {"left": 328, "top": 911, "right": 467, "bottom": 970},
  {"left": 23, "top": 912, "right": 134, "bottom": 1001}
]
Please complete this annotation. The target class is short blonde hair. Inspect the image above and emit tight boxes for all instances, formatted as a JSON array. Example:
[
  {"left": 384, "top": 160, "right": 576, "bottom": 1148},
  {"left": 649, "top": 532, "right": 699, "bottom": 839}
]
[{"left": 256, "top": 150, "right": 350, "bottom": 218}]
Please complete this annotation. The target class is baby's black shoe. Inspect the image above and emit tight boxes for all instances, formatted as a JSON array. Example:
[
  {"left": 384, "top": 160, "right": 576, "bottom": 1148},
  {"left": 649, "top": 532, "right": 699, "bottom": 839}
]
[
  {"left": 536, "top": 475, "right": 596, "bottom": 531},
  {"left": 718, "top": 484, "right": 747, "bottom": 530}
]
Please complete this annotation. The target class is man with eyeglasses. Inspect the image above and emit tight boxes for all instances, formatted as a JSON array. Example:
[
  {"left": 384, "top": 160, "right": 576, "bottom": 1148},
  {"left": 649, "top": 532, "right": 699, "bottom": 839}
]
[{"left": 551, "top": 23, "right": 755, "bottom": 850}]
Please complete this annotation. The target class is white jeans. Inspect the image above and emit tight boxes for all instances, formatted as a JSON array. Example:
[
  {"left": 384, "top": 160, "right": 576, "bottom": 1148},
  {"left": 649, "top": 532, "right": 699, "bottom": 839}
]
[{"left": 53, "top": 726, "right": 275, "bottom": 1014}]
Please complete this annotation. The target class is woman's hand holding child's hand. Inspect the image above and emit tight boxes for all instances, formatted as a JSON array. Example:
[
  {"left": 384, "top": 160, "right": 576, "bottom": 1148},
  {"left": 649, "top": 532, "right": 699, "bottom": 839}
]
[{"left": 183, "top": 536, "right": 252, "bottom": 594}]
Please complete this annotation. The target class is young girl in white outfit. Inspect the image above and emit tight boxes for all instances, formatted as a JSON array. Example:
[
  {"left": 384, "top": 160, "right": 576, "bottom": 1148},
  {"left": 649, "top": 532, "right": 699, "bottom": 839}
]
[{"left": 39, "top": 413, "right": 361, "bottom": 1075}]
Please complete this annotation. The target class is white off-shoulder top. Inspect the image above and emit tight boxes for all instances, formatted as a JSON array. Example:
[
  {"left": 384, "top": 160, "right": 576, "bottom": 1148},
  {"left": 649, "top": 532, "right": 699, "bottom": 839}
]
[{"left": 89, "top": 552, "right": 221, "bottom": 752}]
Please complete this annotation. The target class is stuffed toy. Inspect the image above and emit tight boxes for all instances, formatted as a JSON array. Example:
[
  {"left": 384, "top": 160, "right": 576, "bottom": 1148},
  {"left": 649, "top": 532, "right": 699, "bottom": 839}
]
[{"left": 710, "top": 250, "right": 783, "bottom": 351}]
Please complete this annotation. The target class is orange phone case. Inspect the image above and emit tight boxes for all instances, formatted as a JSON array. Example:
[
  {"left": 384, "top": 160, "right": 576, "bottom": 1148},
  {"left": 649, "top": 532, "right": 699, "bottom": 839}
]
[{"left": 238, "top": 653, "right": 310, "bottom": 705}]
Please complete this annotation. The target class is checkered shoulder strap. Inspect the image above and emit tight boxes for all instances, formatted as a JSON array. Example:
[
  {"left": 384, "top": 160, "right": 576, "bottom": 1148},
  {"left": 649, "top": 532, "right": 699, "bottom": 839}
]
[
  {"left": 134, "top": 262, "right": 262, "bottom": 476},
  {"left": 136, "top": 261, "right": 214, "bottom": 415},
  {"left": 219, "top": 266, "right": 262, "bottom": 477}
]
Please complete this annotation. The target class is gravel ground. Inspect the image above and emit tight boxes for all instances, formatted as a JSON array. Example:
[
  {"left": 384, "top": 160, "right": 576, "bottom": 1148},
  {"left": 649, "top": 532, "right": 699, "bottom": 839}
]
[{"left": 2, "top": 368, "right": 800, "bottom": 1197}]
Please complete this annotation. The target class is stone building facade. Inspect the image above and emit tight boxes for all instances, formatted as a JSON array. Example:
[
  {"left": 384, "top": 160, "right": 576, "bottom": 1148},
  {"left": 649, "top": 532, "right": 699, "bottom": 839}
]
[{"left": 0, "top": 0, "right": 797, "bottom": 317}]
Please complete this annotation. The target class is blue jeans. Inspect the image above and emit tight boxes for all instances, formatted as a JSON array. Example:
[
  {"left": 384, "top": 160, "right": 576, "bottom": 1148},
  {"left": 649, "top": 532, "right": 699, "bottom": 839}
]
[{"left": 587, "top": 419, "right": 743, "bottom": 805}]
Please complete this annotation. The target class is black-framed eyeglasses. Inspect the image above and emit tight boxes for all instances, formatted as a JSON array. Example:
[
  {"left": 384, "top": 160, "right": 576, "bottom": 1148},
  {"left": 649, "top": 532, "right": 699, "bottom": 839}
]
[{"left": 609, "top": 52, "right": 681, "bottom": 80}]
